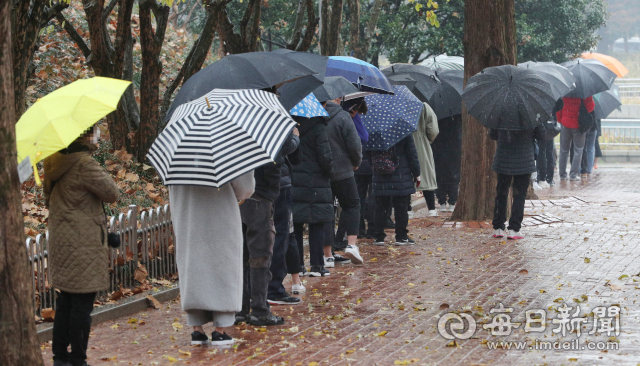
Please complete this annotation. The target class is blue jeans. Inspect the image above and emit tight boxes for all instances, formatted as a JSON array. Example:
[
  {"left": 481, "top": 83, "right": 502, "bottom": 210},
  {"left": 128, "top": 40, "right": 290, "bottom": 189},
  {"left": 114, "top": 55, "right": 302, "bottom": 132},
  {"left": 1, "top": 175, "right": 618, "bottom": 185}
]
[{"left": 582, "top": 128, "right": 597, "bottom": 174}]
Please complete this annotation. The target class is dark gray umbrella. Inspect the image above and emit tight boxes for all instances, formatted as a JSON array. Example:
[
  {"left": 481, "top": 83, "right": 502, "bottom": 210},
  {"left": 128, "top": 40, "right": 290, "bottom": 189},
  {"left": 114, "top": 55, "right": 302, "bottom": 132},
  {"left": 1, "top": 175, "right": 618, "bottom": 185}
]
[
  {"left": 165, "top": 52, "right": 316, "bottom": 121},
  {"left": 593, "top": 84, "right": 622, "bottom": 119},
  {"left": 429, "top": 69, "right": 464, "bottom": 119},
  {"left": 518, "top": 61, "right": 576, "bottom": 100},
  {"left": 272, "top": 49, "right": 328, "bottom": 110},
  {"left": 462, "top": 65, "right": 556, "bottom": 130},
  {"left": 560, "top": 58, "right": 617, "bottom": 99},
  {"left": 381, "top": 64, "right": 440, "bottom": 102},
  {"left": 387, "top": 74, "right": 417, "bottom": 90},
  {"left": 312, "top": 76, "right": 360, "bottom": 102}
]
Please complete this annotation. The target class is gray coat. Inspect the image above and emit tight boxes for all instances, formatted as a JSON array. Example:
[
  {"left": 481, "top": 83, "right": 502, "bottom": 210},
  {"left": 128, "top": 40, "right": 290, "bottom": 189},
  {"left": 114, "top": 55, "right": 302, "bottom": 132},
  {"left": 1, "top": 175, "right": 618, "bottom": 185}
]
[
  {"left": 324, "top": 102, "right": 362, "bottom": 181},
  {"left": 169, "top": 172, "right": 255, "bottom": 314},
  {"left": 413, "top": 103, "right": 439, "bottom": 191}
]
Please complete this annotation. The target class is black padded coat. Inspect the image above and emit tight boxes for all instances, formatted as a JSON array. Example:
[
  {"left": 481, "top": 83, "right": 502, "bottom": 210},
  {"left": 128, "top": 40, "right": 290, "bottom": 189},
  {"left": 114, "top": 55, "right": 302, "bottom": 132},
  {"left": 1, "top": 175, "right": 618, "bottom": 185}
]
[
  {"left": 372, "top": 135, "right": 421, "bottom": 197},
  {"left": 291, "top": 117, "right": 334, "bottom": 224},
  {"left": 489, "top": 125, "right": 546, "bottom": 176}
]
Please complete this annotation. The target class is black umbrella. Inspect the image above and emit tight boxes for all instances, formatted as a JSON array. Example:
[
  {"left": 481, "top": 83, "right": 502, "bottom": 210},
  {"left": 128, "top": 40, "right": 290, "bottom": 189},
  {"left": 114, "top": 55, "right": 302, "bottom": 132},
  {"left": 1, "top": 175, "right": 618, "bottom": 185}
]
[
  {"left": 429, "top": 69, "right": 464, "bottom": 119},
  {"left": 518, "top": 61, "right": 576, "bottom": 100},
  {"left": 593, "top": 84, "right": 622, "bottom": 119},
  {"left": 387, "top": 74, "right": 417, "bottom": 90},
  {"left": 272, "top": 49, "right": 328, "bottom": 110},
  {"left": 165, "top": 52, "right": 316, "bottom": 121},
  {"left": 381, "top": 64, "right": 440, "bottom": 102},
  {"left": 560, "top": 58, "right": 617, "bottom": 99},
  {"left": 462, "top": 65, "right": 556, "bottom": 130},
  {"left": 312, "top": 76, "right": 360, "bottom": 102}
]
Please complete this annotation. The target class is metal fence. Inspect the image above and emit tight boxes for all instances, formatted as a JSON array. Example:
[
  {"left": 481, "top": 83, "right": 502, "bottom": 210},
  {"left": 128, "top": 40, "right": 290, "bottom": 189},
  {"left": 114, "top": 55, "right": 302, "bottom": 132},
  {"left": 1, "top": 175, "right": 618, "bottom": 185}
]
[
  {"left": 601, "top": 119, "right": 640, "bottom": 146},
  {"left": 615, "top": 79, "right": 640, "bottom": 99},
  {"left": 27, "top": 204, "right": 177, "bottom": 316}
]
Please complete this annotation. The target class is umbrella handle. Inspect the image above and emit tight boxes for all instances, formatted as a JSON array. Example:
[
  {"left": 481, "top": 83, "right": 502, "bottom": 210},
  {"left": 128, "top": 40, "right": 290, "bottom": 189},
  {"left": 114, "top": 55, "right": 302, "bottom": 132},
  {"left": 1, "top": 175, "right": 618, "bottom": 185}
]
[{"left": 205, "top": 97, "right": 212, "bottom": 109}]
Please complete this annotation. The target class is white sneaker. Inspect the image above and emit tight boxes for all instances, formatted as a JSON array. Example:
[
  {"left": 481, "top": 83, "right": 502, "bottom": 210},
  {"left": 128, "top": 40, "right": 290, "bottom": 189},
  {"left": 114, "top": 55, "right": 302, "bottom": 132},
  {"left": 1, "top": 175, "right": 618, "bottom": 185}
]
[
  {"left": 440, "top": 204, "right": 447, "bottom": 211},
  {"left": 507, "top": 230, "right": 524, "bottom": 240},
  {"left": 447, "top": 204, "right": 456, "bottom": 212},
  {"left": 538, "top": 181, "right": 550, "bottom": 189},
  {"left": 292, "top": 283, "right": 306, "bottom": 294},
  {"left": 428, "top": 209, "right": 438, "bottom": 217},
  {"left": 324, "top": 256, "right": 335, "bottom": 268},
  {"left": 532, "top": 181, "right": 542, "bottom": 190},
  {"left": 492, "top": 229, "right": 504, "bottom": 238},
  {"left": 344, "top": 245, "right": 364, "bottom": 265},
  {"left": 408, "top": 211, "right": 415, "bottom": 219}
]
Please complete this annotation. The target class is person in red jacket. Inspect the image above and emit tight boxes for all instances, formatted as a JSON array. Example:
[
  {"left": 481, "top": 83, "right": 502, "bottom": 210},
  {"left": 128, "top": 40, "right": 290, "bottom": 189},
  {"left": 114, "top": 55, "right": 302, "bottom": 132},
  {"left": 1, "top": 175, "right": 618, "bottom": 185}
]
[{"left": 556, "top": 96, "right": 595, "bottom": 181}]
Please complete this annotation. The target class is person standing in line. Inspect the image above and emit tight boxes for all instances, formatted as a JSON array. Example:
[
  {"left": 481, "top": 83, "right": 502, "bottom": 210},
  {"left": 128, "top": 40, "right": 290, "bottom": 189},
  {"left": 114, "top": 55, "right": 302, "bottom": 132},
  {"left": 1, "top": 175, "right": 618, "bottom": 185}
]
[
  {"left": 170, "top": 171, "right": 255, "bottom": 345},
  {"left": 291, "top": 116, "right": 335, "bottom": 277},
  {"left": 594, "top": 118, "right": 602, "bottom": 169},
  {"left": 557, "top": 96, "right": 595, "bottom": 181},
  {"left": 322, "top": 98, "right": 364, "bottom": 265},
  {"left": 580, "top": 122, "right": 598, "bottom": 177},
  {"left": 431, "top": 114, "right": 462, "bottom": 213},
  {"left": 413, "top": 103, "right": 439, "bottom": 217},
  {"left": 372, "top": 135, "right": 421, "bottom": 246},
  {"left": 267, "top": 127, "right": 302, "bottom": 305},
  {"left": 45, "top": 126, "right": 120, "bottom": 366},
  {"left": 490, "top": 124, "right": 546, "bottom": 240}
]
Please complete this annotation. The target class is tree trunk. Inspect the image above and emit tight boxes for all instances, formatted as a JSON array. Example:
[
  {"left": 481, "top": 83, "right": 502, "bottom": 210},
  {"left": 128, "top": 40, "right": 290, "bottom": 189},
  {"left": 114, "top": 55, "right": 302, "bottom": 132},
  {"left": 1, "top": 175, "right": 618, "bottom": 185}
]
[
  {"left": 324, "top": 0, "right": 343, "bottom": 55},
  {"left": 137, "top": 0, "right": 169, "bottom": 161},
  {"left": 0, "top": 1, "right": 43, "bottom": 364},
  {"left": 319, "top": 0, "right": 330, "bottom": 55},
  {"left": 348, "top": 0, "right": 361, "bottom": 58},
  {"left": 360, "top": 0, "right": 382, "bottom": 58},
  {"left": 451, "top": 0, "right": 516, "bottom": 221},
  {"left": 294, "top": 0, "right": 318, "bottom": 52}
]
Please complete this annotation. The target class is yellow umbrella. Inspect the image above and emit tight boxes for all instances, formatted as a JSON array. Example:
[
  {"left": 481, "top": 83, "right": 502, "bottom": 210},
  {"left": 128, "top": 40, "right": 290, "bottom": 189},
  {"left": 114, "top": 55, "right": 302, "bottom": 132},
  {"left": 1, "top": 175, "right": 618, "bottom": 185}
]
[
  {"left": 16, "top": 77, "right": 131, "bottom": 184},
  {"left": 581, "top": 52, "right": 629, "bottom": 78}
]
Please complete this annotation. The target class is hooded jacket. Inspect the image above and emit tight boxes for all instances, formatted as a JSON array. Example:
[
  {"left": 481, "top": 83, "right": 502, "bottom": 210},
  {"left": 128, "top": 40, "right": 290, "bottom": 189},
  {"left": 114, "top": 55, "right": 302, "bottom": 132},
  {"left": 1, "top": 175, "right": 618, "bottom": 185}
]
[
  {"left": 44, "top": 140, "right": 119, "bottom": 293},
  {"left": 323, "top": 102, "right": 362, "bottom": 181},
  {"left": 556, "top": 96, "right": 595, "bottom": 129},
  {"left": 372, "top": 135, "right": 421, "bottom": 197},
  {"left": 291, "top": 117, "right": 334, "bottom": 224}
]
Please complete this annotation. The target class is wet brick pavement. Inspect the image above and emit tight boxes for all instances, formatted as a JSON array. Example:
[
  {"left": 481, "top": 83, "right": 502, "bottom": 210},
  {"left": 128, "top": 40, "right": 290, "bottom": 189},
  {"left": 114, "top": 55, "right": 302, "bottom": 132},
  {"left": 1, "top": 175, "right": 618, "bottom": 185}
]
[{"left": 41, "top": 166, "right": 640, "bottom": 365}]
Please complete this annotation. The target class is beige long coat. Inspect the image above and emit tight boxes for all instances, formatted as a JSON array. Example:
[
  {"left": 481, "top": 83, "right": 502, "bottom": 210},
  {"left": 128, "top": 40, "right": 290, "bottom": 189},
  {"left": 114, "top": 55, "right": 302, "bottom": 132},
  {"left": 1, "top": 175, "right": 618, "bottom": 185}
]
[
  {"left": 413, "top": 103, "right": 440, "bottom": 191},
  {"left": 44, "top": 141, "right": 119, "bottom": 293}
]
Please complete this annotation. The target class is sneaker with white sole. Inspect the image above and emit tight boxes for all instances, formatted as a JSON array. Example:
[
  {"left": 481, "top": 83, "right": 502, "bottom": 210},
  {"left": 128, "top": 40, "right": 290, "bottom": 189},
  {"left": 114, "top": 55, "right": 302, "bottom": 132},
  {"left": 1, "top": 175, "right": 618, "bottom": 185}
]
[
  {"left": 333, "top": 253, "right": 351, "bottom": 264},
  {"left": 267, "top": 294, "right": 301, "bottom": 305},
  {"left": 532, "top": 181, "right": 542, "bottom": 190},
  {"left": 492, "top": 228, "right": 504, "bottom": 238},
  {"left": 447, "top": 204, "right": 456, "bottom": 212},
  {"left": 440, "top": 203, "right": 447, "bottom": 211},
  {"left": 344, "top": 245, "right": 364, "bottom": 264},
  {"left": 292, "top": 283, "right": 306, "bottom": 294},
  {"left": 395, "top": 237, "right": 416, "bottom": 246},
  {"left": 507, "top": 230, "right": 524, "bottom": 240},
  {"left": 308, "top": 266, "right": 330, "bottom": 277},
  {"left": 324, "top": 256, "right": 335, "bottom": 268},
  {"left": 210, "top": 331, "right": 234, "bottom": 346},
  {"left": 373, "top": 240, "right": 386, "bottom": 246},
  {"left": 539, "top": 181, "right": 550, "bottom": 189},
  {"left": 428, "top": 209, "right": 438, "bottom": 217},
  {"left": 191, "top": 331, "right": 210, "bottom": 345}
]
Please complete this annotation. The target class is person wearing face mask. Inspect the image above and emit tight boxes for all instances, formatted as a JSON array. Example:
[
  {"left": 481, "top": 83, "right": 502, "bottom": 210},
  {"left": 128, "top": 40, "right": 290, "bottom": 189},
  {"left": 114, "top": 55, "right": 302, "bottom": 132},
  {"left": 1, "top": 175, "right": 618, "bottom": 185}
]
[{"left": 44, "top": 124, "right": 119, "bottom": 366}]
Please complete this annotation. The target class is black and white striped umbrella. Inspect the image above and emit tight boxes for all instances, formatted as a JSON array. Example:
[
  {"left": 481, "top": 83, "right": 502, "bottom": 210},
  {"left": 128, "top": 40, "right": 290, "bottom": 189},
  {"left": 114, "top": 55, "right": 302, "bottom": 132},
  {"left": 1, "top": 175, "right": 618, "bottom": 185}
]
[{"left": 148, "top": 89, "right": 295, "bottom": 187}]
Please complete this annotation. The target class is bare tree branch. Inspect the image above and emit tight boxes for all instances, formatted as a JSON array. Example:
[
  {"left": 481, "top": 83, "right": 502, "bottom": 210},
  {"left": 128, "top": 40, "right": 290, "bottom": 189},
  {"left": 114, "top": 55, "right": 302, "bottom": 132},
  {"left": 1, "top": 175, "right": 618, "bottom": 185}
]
[
  {"left": 286, "top": 0, "right": 306, "bottom": 49},
  {"left": 56, "top": 13, "right": 92, "bottom": 58},
  {"left": 296, "top": 0, "right": 318, "bottom": 52},
  {"left": 102, "top": 0, "right": 119, "bottom": 23},
  {"left": 40, "top": 1, "right": 70, "bottom": 27}
]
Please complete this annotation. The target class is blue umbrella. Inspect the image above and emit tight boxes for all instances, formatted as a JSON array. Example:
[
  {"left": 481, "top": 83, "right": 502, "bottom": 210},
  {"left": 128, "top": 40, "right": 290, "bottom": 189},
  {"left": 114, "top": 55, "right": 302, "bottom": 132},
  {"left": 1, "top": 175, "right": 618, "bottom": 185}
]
[
  {"left": 290, "top": 93, "right": 329, "bottom": 118},
  {"left": 325, "top": 56, "right": 394, "bottom": 96},
  {"left": 361, "top": 85, "right": 424, "bottom": 151}
]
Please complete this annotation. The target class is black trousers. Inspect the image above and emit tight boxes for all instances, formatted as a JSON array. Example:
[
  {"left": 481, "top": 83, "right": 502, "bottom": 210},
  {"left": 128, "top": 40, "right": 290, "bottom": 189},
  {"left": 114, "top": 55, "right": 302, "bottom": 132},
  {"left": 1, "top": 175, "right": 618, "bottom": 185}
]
[
  {"left": 268, "top": 188, "right": 296, "bottom": 299},
  {"left": 331, "top": 177, "right": 361, "bottom": 245},
  {"left": 423, "top": 190, "right": 436, "bottom": 210},
  {"left": 52, "top": 291, "right": 96, "bottom": 366},
  {"left": 295, "top": 222, "right": 325, "bottom": 267},
  {"left": 492, "top": 173, "right": 530, "bottom": 232},
  {"left": 240, "top": 195, "right": 275, "bottom": 316},
  {"left": 355, "top": 174, "right": 372, "bottom": 234},
  {"left": 436, "top": 184, "right": 459, "bottom": 205},
  {"left": 374, "top": 195, "right": 411, "bottom": 241},
  {"left": 537, "top": 139, "right": 555, "bottom": 183}
]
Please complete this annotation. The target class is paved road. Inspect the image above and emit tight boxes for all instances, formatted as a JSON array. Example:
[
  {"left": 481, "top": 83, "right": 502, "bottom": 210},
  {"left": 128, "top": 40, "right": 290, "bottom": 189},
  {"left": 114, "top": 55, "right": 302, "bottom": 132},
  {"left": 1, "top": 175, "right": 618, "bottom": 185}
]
[{"left": 41, "top": 167, "right": 640, "bottom": 365}]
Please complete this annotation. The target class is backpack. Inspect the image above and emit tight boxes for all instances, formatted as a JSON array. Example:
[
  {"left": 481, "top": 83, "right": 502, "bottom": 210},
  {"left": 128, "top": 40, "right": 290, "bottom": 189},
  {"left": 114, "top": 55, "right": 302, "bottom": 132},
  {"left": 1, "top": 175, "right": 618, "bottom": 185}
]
[
  {"left": 578, "top": 99, "right": 595, "bottom": 133},
  {"left": 371, "top": 147, "right": 399, "bottom": 175}
]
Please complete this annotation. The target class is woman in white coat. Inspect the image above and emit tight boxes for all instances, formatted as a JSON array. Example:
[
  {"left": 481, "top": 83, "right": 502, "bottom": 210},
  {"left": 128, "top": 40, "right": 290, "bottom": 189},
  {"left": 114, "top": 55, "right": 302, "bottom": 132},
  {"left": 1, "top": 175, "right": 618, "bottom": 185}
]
[
  {"left": 169, "top": 172, "right": 255, "bottom": 345},
  {"left": 413, "top": 103, "right": 439, "bottom": 216}
]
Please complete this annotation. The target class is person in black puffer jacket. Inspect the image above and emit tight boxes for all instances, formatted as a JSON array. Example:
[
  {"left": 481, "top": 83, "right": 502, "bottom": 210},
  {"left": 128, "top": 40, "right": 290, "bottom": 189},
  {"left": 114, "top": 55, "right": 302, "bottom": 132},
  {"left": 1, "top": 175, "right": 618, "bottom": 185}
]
[
  {"left": 490, "top": 124, "right": 546, "bottom": 240},
  {"left": 372, "top": 135, "right": 421, "bottom": 245},
  {"left": 291, "top": 116, "right": 333, "bottom": 276}
]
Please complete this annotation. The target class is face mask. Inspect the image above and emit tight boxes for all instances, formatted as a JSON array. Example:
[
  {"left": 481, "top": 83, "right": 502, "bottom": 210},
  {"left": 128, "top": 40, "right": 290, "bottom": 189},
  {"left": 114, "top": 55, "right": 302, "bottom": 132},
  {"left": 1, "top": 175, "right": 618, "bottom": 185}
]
[{"left": 91, "top": 126, "right": 101, "bottom": 144}]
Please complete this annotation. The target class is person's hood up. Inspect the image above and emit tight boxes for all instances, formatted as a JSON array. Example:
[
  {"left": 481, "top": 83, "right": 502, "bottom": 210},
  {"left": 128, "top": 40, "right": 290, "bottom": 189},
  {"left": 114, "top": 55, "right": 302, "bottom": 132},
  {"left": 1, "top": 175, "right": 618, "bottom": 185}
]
[
  {"left": 324, "top": 101, "right": 345, "bottom": 119},
  {"left": 295, "top": 116, "right": 328, "bottom": 135},
  {"left": 44, "top": 139, "right": 96, "bottom": 182}
]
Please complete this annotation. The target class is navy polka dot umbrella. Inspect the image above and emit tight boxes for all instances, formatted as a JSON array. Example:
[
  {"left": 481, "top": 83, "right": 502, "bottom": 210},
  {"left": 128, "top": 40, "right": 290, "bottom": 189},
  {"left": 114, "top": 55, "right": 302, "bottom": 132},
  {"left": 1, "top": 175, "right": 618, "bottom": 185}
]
[{"left": 361, "top": 85, "right": 424, "bottom": 151}]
